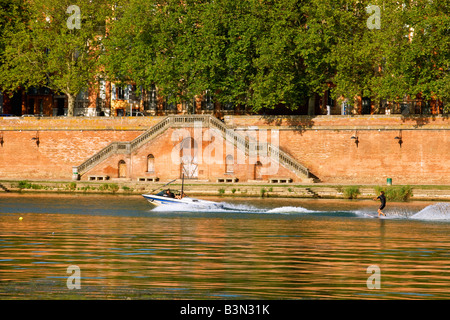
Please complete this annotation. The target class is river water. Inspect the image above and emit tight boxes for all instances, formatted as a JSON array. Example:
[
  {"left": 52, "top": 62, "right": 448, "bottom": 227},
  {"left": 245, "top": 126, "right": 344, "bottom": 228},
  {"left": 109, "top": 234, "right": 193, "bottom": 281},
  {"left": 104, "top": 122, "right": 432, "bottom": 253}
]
[{"left": 1, "top": 193, "right": 450, "bottom": 300}]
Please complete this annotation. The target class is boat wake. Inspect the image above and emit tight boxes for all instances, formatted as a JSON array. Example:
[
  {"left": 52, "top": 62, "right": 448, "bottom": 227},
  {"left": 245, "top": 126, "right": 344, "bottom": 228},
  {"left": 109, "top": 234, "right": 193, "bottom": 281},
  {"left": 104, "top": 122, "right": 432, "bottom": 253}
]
[
  {"left": 151, "top": 202, "right": 263, "bottom": 213},
  {"left": 151, "top": 202, "right": 357, "bottom": 217},
  {"left": 410, "top": 203, "right": 450, "bottom": 221},
  {"left": 343, "top": 203, "right": 450, "bottom": 221},
  {"left": 265, "top": 206, "right": 315, "bottom": 214},
  {"left": 150, "top": 201, "right": 450, "bottom": 222}
]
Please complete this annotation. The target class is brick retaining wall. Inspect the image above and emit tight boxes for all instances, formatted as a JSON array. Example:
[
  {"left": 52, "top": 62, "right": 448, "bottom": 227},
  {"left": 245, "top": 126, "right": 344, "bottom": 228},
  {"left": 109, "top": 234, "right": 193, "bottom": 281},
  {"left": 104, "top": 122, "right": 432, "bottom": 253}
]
[{"left": 0, "top": 115, "right": 448, "bottom": 184}]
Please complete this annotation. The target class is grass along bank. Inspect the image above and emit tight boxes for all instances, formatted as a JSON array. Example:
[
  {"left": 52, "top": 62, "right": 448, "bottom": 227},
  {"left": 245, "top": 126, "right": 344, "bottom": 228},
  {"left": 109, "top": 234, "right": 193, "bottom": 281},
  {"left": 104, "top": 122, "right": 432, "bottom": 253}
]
[{"left": 0, "top": 180, "right": 449, "bottom": 201}]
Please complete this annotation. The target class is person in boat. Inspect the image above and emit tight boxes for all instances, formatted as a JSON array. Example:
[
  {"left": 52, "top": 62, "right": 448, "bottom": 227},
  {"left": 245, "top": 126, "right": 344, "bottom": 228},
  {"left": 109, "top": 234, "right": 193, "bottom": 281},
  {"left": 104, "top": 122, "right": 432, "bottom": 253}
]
[
  {"left": 164, "top": 189, "right": 175, "bottom": 198},
  {"left": 175, "top": 192, "right": 187, "bottom": 199}
]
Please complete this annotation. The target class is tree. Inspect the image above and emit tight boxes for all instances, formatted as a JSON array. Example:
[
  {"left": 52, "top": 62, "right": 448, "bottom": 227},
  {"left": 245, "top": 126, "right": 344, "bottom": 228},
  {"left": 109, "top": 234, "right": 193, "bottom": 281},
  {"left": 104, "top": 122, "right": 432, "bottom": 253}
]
[
  {"left": 103, "top": 0, "right": 202, "bottom": 106},
  {"left": 0, "top": 0, "right": 29, "bottom": 55},
  {"left": 315, "top": 0, "right": 449, "bottom": 111},
  {"left": 0, "top": 0, "right": 111, "bottom": 116},
  {"left": 388, "top": 0, "right": 450, "bottom": 106},
  {"left": 102, "top": 0, "right": 449, "bottom": 114},
  {"left": 104, "top": 0, "right": 313, "bottom": 111},
  {"left": 251, "top": 0, "right": 332, "bottom": 111},
  {"left": 197, "top": 0, "right": 259, "bottom": 108}
]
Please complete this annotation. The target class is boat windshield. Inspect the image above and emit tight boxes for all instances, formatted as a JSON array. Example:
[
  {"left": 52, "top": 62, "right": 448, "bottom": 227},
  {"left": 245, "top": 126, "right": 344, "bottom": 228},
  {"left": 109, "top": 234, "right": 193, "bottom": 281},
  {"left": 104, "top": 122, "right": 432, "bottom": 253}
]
[
  {"left": 156, "top": 189, "right": 186, "bottom": 199},
  {"left": 157, "top": 189, "right": 177, "bottom": 197}
]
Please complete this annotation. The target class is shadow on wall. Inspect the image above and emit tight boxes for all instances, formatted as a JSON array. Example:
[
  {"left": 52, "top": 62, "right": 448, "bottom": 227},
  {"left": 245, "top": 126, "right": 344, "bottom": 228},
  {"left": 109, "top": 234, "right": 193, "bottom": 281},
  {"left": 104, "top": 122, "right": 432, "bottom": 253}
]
[
  {"left": 260, "top": 114, "right": 320, "bottom": 182},
  {"left": 260, "top": 115, "right": 315, "bottom": 135},
  {"left": 400, "top": 114, "right": 449, "bottom": 128}
]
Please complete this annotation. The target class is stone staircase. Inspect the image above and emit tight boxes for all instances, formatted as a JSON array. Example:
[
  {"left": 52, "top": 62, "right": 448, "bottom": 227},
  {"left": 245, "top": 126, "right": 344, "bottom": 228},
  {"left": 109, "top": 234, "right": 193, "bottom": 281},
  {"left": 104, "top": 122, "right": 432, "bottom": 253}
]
[
  {"left": 0, "top": 182, "right": 10, "bottom": 192},
  {"left": 73, "top": 115, "right": 313, "bottom": 181}
]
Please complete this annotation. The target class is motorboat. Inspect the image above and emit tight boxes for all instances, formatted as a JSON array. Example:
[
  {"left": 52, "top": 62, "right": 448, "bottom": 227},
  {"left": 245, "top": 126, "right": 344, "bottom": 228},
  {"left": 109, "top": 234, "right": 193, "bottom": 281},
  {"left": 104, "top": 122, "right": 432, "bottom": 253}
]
[
  {"left": 142, "top": 175, "right": 223, "bottom": 209},
  {"left": 142, "top": 190, "right": 222, "bottom": 208}
]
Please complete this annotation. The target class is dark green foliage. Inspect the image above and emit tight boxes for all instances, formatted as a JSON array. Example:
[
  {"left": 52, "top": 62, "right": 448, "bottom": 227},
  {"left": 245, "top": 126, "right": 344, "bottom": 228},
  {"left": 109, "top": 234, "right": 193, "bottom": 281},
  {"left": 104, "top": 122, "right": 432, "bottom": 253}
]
[
  {"left": 375, "top": 185, "right": 413, "bottom": 202},
  {"left": 1, "top": 0, "right": 448, "bottom": 113},
  {"left": 343, "top": 186, "right": 360, "bottom": 199}
]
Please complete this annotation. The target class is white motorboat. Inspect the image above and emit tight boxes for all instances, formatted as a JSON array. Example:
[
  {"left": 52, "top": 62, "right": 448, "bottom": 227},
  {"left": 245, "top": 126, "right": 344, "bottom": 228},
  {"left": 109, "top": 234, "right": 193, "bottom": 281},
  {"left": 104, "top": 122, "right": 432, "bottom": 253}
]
[
  {"left": 142, "top": 190, "right": 221, "bottom": 208},
  {"left": 142, "top": 175, "right": 223, "bottom": 209}
]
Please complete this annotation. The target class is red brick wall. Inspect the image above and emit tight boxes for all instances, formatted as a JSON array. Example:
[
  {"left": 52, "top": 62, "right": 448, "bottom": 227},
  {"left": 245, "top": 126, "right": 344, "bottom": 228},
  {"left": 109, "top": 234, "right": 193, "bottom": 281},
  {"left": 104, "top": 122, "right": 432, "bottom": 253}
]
[
  {"left": 0, "top": 116, "right": 449, "bottom": 184},
  {"left": 277, "top": 129, "right": 450, "bottom": 184},
  {"left": 0, "top": 129, "right": 142, "bottom": 180},
  {"left": 226, "top": 114, "right": 450, "bottom": 129},
  {"left": 229, "top": 115, "right": 450, "bottom": 184},
  {"left": 0, "top": 116, "right": 162, "bottom": 130}
]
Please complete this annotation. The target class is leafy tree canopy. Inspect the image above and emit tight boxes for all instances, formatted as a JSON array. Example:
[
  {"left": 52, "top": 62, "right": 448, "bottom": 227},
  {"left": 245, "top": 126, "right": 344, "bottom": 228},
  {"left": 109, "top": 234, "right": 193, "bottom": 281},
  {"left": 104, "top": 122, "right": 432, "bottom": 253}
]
[
  {"left": 0, "top": 0, "right": 111, "bottom": 115},
  {"left": 1, "top": 0, "right": 448, "bottom": 113}
]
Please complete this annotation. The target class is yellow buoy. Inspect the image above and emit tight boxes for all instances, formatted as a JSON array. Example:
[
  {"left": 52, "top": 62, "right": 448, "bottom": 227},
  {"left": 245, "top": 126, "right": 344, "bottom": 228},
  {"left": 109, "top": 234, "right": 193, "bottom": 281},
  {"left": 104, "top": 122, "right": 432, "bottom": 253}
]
[{"left": 18, "top": 217, "right": 23, "bottom": 221}]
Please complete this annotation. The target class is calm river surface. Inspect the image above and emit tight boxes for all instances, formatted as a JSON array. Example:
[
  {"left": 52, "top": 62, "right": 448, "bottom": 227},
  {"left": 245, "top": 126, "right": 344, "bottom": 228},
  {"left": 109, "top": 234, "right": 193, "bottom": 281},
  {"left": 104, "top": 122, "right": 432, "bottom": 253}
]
[{"left": 1, "top": 193, "right": 450, "bottom": 300}]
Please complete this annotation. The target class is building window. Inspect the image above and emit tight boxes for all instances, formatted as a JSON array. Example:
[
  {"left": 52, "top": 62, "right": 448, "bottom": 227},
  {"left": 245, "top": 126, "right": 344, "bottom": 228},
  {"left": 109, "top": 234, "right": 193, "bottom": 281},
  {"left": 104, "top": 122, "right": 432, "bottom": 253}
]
[
  {"left": 362, "top": 97, "right": 371, "bottom": 114},
  {"left": 182, "top": 100, "right": 192, "bottom": 114},
  {"left": 28, "top": 98, "right": 35, "bottom": 114},
  {"left": 117, "top": 86, "right": 125, "bottom": 100},
  {"left": 164, "top": 95, "right": 176, "bottom": 112},
  {"left": 38, "top": 99, "right": 43, "bottom": 115},
  {"left": 145, "top": 84, "right": 157, "bottom": 110},
  {"left": 147, "top": 154, "right": 155, "bottom": 173},
  {"left": 201, "top": 90, "right": 214, "bottom": 110},
  {"left": 0, "top": 91, "right": 3, "bottom": 114},
  {"left": 99, "top": 80, "right": 106, "bottom": 100},
  {"left": 225, "top": 154, "right": 234, "bottom": 174},
  {"left": 129, "top": 85, "right": 138, "bottom": 102},
  {"left": 223, "top": 102, "right": 234, "bottom": 111}
]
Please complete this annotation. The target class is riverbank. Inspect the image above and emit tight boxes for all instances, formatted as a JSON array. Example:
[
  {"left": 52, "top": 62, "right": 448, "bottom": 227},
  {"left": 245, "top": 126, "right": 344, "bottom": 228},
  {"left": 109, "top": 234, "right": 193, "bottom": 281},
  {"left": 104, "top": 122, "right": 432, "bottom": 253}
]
[{"left": 1, "top": 179, "right": 449, "bottom": 201}]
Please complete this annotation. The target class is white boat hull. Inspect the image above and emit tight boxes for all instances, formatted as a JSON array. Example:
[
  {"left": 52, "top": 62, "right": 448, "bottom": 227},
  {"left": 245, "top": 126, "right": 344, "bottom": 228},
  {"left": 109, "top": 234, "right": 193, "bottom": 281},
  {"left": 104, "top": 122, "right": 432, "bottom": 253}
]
[{"left": 142, "top": 194, "right": 222, "bottom": 209}]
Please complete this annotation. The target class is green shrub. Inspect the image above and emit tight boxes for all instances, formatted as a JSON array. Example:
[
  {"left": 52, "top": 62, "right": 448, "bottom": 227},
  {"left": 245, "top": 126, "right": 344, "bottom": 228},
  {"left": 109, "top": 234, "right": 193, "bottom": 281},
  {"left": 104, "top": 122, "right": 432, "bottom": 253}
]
[
  {"left": 98, "top": 183, "right": 119, "bottom": 192},
  {"left": 218, "top": 188, "right": 225, "bottom": 195},
  {"left": 343, "top": 186, "right": 360, "bottom": 199},
  {"left": 109, "top": 183, "right": 119, "bottom": 192},
  {"left": 260, "top": 188, "right": 267, "bottom": 197},
  {"left": 80, "top": 185, "right": 91, "bottom": 192},
  {"left": 18, "top": 181, "right": 32, "bottom": 189},
  {"left": 374, "top": 185, "right": 413, "bottom": 202},
  {"left": 17, "top": 181, "right": 45, "bottom": 190},
  {"left": 68, "top": 182, "right": 77, "bottom": 190}
]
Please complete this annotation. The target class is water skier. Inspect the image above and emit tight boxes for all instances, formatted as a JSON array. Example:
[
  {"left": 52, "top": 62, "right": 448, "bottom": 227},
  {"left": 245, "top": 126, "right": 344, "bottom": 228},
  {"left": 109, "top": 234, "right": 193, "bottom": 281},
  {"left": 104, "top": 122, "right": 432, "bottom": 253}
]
[{"left": 374, "top": 191, "right": 386, "bottom": 217}]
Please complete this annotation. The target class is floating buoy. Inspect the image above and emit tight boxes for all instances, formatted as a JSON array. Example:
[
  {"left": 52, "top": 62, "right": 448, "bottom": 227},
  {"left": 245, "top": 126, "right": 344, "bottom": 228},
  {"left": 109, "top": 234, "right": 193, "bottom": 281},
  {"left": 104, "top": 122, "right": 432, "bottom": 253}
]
[{"left": 18, "top": 217, "right": 23, "bottom": 221}]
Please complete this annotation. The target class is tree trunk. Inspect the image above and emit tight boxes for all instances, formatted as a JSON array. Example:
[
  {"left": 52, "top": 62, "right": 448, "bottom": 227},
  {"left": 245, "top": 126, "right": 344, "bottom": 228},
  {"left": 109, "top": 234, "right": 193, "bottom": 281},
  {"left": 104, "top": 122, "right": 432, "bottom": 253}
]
[{"left": 67, "top": 93, "right": 75, "bottom": 116}]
